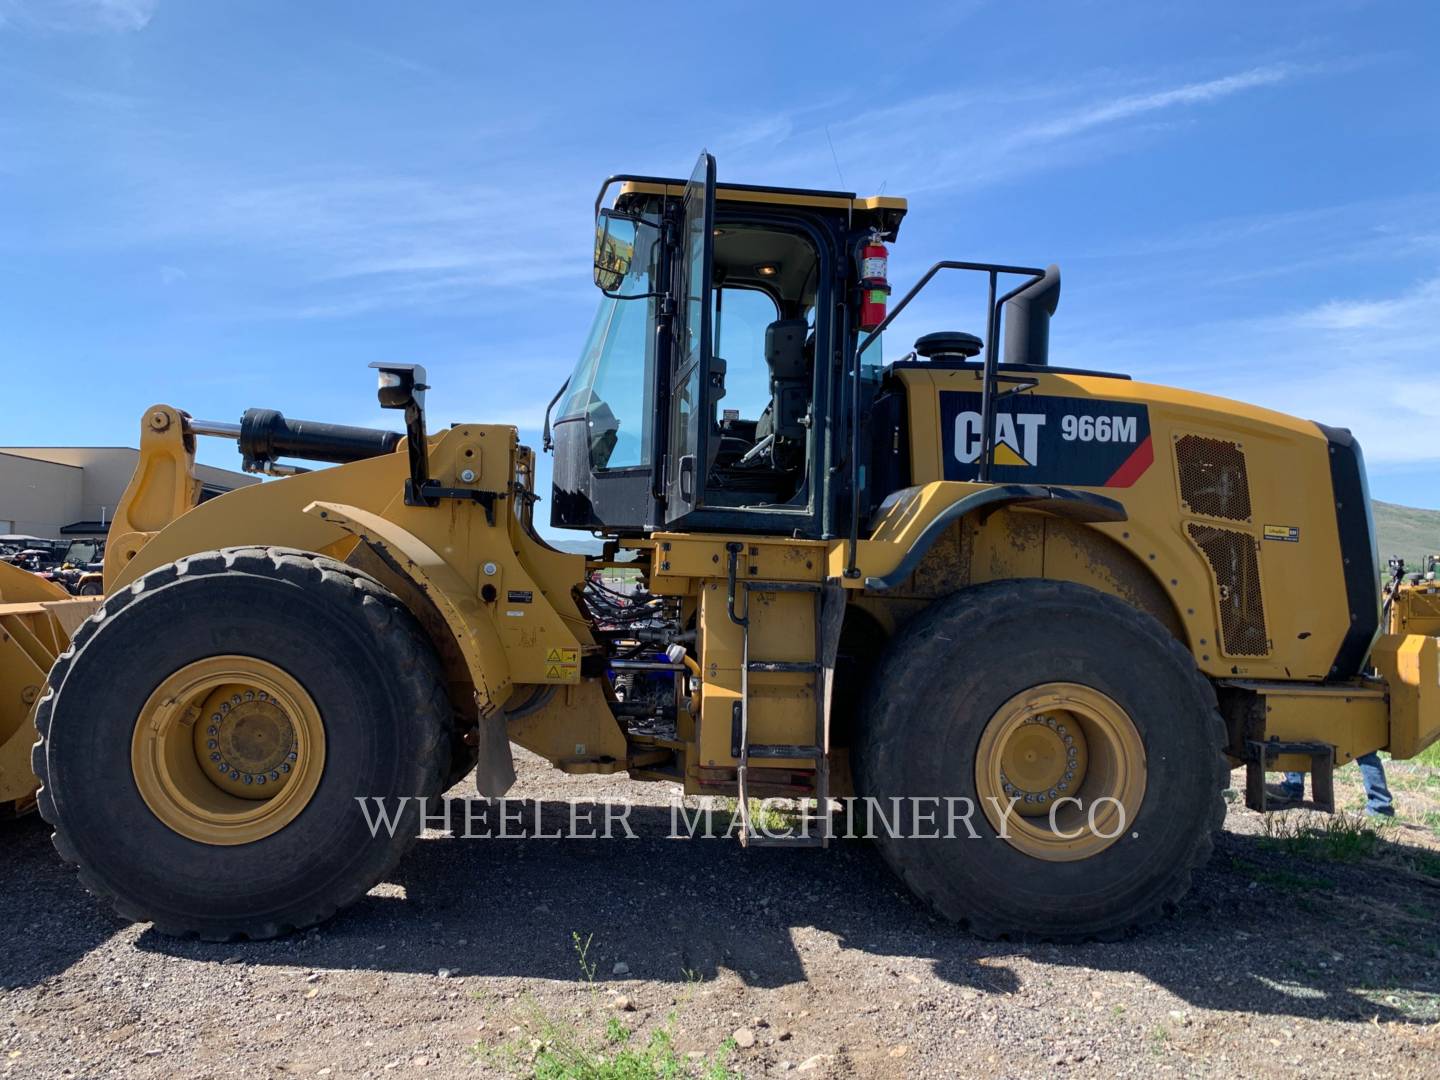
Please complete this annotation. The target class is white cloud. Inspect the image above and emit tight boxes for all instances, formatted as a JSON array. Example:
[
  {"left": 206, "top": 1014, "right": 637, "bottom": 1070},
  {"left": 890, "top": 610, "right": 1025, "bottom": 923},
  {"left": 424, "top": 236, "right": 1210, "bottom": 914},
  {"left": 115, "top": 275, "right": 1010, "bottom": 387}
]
[
  {"left": 717, "top": 62, "right": 1304, "bottom": 198},
  {"left": 1020, "top": 65, "right": 1294, "bottom": 143},
  {"left": 0, "top": 0, "right": 158, "bottom": 33},
  {"left": 1089, "top": 276, "right": 1440, "bottom": 470}
]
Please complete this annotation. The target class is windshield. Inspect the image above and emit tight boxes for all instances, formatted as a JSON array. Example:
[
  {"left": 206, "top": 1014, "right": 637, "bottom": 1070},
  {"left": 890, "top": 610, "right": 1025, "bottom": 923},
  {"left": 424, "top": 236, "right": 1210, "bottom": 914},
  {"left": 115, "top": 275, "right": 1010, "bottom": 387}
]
[
  {"left": 61, "top": 539, "right": 99, "bottom": 565},
  {"left": 561, "top": 218, "right": 661, "bottom": 471}
]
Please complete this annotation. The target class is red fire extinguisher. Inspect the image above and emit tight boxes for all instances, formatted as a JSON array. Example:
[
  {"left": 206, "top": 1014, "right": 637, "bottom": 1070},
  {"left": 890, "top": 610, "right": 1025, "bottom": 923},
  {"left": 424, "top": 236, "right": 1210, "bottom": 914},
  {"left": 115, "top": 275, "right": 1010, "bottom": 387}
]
[{"left": 858, "top": 234, "right": 890, "bottom": 331}]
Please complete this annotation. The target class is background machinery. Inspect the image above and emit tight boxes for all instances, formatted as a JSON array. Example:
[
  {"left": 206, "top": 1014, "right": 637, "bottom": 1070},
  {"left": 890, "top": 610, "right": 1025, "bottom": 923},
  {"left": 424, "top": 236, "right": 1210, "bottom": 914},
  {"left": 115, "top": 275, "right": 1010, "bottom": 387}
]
[{"left": 9, "top": 153, "right": 1440, "bottom": 941}]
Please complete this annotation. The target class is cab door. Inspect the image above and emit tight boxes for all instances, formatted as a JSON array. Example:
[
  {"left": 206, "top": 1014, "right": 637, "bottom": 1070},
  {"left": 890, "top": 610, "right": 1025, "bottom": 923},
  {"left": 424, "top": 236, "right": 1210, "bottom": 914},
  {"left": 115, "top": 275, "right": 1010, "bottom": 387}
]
[{"left": 664, "top": 151, "right": 716, "bottom": 524}]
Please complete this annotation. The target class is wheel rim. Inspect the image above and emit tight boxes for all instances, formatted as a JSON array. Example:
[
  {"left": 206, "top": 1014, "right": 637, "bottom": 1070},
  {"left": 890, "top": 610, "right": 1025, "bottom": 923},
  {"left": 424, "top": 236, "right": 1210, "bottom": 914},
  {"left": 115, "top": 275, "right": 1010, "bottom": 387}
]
[
  {"left": 974, "top": 682, "right": 1145, "bottom": 862},
  {"left": 131, "top": 656, "right": 325, "bottom": 845}
]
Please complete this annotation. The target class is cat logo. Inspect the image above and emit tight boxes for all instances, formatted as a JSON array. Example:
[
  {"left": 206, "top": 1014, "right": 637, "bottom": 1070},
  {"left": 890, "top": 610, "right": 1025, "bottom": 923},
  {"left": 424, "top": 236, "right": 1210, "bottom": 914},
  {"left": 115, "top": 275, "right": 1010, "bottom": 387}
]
[
  {"left": 954, "top": 411, "right": 1046, "bottom": 467},
  {"left": 940, "top": 391, "right": 1152, "bottom": 487}
]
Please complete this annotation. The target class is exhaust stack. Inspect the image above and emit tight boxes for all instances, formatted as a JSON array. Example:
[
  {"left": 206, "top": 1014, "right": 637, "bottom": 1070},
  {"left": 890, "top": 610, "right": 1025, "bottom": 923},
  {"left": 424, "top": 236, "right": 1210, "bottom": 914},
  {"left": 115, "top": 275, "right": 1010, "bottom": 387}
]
[{"left": 1003, "top": 264, "right": 1061, "bottom": 367}]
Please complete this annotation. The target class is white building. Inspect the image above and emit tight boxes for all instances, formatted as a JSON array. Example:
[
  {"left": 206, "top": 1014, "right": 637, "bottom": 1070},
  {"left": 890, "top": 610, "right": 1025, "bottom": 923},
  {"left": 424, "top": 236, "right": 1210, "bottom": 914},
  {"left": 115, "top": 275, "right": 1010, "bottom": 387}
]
[{"left": 0, "top": 446, "right": 257, "bottom": 539}]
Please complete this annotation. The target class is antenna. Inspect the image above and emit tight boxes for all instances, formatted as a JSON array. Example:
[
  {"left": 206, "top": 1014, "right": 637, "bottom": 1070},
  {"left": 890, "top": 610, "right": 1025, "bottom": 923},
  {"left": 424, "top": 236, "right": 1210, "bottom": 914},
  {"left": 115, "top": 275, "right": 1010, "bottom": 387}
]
[{"left": 824, "top": 125, "right": 846, "bottom": 190}]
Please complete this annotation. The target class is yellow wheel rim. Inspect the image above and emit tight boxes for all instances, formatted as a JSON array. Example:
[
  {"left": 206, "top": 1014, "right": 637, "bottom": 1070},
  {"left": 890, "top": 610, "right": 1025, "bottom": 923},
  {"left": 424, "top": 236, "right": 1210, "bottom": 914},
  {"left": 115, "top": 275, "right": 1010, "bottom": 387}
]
[
  {"left": 131, "top": 656, "right": 325, "bottom": 845},
  {"left": 975, "top": 682, "right": 1145, "bottom": 862}
]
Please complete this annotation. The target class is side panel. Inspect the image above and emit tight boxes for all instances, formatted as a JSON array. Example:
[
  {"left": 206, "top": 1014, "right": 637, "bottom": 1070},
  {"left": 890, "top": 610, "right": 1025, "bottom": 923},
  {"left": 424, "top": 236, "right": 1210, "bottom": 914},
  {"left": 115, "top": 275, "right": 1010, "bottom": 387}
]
[{"left": 894, "top": 369, "right": 1353, "bottom": 681}]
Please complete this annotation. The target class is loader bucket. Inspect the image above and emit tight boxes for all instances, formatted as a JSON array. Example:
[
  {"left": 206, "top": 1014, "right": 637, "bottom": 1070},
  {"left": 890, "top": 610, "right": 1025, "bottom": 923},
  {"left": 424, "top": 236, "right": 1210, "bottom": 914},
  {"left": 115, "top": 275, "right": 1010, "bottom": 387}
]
[{"left": 0, "top": 561, "right": 100, "bottom": 815}]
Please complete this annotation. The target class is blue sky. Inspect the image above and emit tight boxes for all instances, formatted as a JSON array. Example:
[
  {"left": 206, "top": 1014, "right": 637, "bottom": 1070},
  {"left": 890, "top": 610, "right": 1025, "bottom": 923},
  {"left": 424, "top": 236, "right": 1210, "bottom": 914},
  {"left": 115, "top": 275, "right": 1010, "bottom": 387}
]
[{"left": 2, "top": 0, "right": 1438, "bottom": 531}]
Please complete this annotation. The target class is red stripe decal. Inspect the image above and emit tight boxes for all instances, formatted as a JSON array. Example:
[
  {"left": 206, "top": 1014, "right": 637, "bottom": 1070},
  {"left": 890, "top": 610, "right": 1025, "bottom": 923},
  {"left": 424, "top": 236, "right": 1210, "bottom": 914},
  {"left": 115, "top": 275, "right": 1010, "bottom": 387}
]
[{"left": 1104, "top": 434, "right": 1153, "bottom": 487}]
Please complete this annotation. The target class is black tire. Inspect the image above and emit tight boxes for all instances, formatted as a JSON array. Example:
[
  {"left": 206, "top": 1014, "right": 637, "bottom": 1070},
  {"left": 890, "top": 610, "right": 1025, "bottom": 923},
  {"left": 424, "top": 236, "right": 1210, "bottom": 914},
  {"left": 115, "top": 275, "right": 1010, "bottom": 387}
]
[
  {"left": 853, "top": 579, "right": 1226, "bottom": 941},
  {"left": 76, "top": 579, "right": 102, "bottom": 596},
  {"left": 33, "top": 546, "right": 451, "bottom": 940}
]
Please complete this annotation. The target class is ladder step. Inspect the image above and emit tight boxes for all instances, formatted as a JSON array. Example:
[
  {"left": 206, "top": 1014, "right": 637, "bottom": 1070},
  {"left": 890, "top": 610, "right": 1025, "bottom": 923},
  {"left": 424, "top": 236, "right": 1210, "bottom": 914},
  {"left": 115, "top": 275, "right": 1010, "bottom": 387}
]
[
  {"left": 746, "top": 744, "right": 822, "bottom": 759},
  {"left": 744, "top": 581, "right": 822, "bottom": 593},
  {"left": 743, "top": 833, "right": 827, "bottom": 849},
  {"left": 747, "top": 661, "right": 820, "bottom": 673}
]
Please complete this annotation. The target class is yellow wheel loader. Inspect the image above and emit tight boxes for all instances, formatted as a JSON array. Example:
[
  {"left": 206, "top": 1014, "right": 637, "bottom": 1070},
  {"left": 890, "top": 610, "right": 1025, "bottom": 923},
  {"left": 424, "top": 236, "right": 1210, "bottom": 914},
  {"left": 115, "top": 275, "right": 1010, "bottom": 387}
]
[
  {"left": 13, "top": 152, "right": 1440, "bottom": 941},
  {"left": 0, "top": 562, "right": 98, "bottom": 815}
]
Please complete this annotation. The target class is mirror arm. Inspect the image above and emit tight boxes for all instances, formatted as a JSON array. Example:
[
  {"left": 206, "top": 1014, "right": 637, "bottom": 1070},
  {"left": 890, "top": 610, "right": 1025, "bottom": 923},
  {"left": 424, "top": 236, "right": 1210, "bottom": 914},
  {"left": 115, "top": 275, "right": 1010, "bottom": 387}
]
[{"left": 541, "top": 377, "right": 570, "bottom": 453}]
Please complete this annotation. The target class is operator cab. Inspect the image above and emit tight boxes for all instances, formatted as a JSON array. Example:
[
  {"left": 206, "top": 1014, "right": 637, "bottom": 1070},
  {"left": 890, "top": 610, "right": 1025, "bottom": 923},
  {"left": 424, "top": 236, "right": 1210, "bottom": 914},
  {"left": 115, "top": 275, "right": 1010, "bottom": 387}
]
[{"left": 549, "top": 152, "right": 906, "bottom": 538}]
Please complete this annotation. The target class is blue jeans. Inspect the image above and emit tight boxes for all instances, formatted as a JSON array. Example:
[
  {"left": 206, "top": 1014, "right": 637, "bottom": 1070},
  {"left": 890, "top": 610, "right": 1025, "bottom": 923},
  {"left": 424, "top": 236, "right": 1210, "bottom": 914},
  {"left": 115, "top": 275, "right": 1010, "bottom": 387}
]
[{"left": 1282, "top": 752, "right": 1394, "bottom": 816}]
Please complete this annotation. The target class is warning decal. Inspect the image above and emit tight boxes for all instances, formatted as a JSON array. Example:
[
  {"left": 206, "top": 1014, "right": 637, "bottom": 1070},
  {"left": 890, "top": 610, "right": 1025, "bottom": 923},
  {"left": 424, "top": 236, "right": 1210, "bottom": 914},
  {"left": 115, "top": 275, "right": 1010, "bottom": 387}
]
[
  {"left": 939, "top": 391, "right": 1152, "bottom": 487},
  {"left": 1263, "top": 524, "right": 1300, "bottom": 543},
  {"left": 542, "top": 647, "right": 580, "bottom": 683}
]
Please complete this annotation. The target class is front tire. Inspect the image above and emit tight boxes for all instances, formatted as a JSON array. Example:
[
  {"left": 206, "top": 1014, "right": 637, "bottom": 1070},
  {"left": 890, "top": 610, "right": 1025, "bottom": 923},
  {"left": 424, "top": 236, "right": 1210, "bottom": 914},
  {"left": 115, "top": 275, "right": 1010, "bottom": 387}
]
[
  {"left": 853, "top": 579, "right": 1226, "bottom": 940},
  {"left": 34, "top": 547, "right": 451, "bottom": 940}
]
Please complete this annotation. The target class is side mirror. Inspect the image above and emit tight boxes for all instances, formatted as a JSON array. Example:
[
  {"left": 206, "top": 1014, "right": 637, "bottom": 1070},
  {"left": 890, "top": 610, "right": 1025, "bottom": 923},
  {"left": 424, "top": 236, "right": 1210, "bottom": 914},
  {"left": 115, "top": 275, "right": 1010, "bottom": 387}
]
[
  {"left": 370, "top": 362, "right": 428, "bottom": 411},
  {"left": 368, "top": 362, "right": 434, "bottom": 506},
  {"left": 594, "top": 209, "right": 636, "bottom": 292}
]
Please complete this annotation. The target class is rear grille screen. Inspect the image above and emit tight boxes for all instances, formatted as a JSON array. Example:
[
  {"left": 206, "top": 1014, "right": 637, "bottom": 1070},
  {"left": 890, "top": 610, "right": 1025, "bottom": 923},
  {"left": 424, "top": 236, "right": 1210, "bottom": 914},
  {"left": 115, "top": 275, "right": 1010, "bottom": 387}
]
[
  {"left": 1176, "top": 435, "right": 1252, "bottom": 521},
  {"left": 1188, "top": 523, "right": 1269, "bottom": 656}
]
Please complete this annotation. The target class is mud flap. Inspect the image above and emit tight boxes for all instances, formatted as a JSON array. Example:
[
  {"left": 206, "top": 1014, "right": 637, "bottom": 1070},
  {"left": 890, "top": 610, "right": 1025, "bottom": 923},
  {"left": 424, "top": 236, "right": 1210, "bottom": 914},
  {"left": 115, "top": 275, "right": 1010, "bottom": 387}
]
[{"left": 474, "top": 706, "right": 517, "bottom": 798}]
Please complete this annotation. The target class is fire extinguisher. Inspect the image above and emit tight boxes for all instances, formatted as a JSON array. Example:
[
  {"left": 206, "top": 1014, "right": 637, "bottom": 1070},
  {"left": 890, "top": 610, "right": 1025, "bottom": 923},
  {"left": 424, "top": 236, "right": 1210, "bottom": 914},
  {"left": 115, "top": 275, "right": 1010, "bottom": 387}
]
[{"left": 858, "top": 233, "right": 890, "bottom": 331}]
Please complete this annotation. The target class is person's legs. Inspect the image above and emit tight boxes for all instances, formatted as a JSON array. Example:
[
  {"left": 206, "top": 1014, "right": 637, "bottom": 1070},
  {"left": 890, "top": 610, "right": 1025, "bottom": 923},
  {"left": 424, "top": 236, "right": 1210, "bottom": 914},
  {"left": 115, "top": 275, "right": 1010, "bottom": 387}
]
[
  {"left": 1264, "top": 771, "right": 1305, "bottom": 804},
  {"left": 1355, "top": 752, "right": 1394, "bottom": 817}
]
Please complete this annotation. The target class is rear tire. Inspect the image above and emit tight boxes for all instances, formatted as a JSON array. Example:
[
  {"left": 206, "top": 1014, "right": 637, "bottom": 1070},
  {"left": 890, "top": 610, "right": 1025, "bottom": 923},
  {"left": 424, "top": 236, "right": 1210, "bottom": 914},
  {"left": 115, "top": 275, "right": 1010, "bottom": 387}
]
[
  {"left": 33, "top": 547, "right": 451, "bottom": 940},
  {"left": 853, "top": 579, "right": 1226, "bottom": 941}
]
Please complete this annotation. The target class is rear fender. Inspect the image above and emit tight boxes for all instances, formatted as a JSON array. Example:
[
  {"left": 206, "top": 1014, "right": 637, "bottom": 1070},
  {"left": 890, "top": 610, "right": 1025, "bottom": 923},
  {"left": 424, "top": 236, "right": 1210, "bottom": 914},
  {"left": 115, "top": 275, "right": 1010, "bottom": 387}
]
[{"left": 859, "top": 482, "right": 1128, "bottom": 590}]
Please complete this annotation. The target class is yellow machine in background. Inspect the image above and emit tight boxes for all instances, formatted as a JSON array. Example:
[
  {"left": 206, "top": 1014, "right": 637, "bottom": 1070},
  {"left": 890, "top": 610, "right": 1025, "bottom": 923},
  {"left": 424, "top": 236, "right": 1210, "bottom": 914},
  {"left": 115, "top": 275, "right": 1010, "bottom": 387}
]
[
  {"left": 1386, "top": 555, "right": 1440, "bottom": 637},
  {"left": 0, "top": 563, "right": 97, "bottom": 814},
  {"left": 11, "top": 153, "right": 1440, "bottom": 943}
]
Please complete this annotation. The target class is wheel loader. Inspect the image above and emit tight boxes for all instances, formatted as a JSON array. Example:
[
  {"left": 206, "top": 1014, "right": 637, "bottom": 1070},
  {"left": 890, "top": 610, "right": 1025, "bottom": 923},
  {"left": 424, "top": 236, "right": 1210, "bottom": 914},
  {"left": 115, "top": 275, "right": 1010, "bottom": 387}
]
[{"left": 9, "top": 152, "right": 1440, "bottom": 941}]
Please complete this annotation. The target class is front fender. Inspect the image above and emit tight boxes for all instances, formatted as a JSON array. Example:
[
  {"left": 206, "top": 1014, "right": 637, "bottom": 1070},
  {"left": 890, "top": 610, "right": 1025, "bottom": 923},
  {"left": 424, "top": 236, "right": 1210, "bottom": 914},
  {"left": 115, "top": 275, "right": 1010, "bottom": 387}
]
[{"left": 303, "top": 501, "right": 514, "bottom": 708}]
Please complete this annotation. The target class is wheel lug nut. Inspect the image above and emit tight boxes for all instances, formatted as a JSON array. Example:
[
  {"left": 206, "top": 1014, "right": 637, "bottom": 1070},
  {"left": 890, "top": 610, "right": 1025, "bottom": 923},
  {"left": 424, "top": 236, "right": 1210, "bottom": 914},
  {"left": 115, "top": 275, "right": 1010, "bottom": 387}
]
[
  {"left": 210, "top": 752, "right": 222, "bottom": 762},
  {"left": 207, "top": 739, "right": 218, "bottom": 750}
]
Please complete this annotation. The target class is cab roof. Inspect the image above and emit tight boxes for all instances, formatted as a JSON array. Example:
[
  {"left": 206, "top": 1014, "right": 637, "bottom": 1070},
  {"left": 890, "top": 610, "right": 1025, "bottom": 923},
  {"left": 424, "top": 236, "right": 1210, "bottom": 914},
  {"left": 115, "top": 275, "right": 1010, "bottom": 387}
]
[{"left": 617, "top": 177, "right": 907, "bottom": 237}]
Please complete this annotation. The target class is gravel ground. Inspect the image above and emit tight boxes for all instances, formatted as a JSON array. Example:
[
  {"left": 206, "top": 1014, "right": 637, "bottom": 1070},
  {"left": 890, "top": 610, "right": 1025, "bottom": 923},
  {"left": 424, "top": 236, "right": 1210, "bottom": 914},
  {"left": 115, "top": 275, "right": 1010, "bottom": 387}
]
[{"left": 3, "top": 750, "right": 1439, "bottom": 1079}]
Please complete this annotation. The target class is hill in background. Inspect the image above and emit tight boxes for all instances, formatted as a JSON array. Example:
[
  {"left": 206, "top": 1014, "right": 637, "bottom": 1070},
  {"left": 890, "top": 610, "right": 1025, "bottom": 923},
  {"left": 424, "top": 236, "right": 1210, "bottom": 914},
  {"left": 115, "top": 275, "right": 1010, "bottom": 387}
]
[{"left": 1373, "top": 500, "right": 1440, "bottom": 571}]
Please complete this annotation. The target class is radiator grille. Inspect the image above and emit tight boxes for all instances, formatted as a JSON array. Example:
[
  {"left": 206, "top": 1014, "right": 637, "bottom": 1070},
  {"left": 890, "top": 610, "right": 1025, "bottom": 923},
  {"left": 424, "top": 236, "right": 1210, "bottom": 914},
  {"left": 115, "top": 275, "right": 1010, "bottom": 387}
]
[
  {"left": 1188, "top": 523, "right": 1269, "bottom": 656},
  {"left": 1176, "top": 434, "right": 1252, "bottom": 521}
]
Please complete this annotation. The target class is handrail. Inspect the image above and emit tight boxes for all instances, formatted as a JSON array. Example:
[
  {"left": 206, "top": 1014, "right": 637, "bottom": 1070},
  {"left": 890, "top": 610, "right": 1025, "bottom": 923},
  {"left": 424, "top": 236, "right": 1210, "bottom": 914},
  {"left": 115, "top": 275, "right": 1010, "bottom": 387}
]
[{"left": 844, "top": 260, "right": 1047, "bottom": 579}]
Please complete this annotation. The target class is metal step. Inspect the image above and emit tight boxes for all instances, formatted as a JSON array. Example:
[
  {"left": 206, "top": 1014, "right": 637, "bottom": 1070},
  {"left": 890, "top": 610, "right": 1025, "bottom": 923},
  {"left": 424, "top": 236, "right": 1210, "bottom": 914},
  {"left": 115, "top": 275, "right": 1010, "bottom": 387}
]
[
  {"left": 747, "top": 660, "right": 820, "bottom": 673},
  {"left": 742, "top": 832, "right": 827, "bottom": 849},
  {"left": 746, "top": 744, "right": 822, "bottom": 760},
  {"left": 1243, "top": 739, "right": 1336, "bottom": 813},
  {"left": 746, "top": 581, "right": 822, "bottom": 593}
]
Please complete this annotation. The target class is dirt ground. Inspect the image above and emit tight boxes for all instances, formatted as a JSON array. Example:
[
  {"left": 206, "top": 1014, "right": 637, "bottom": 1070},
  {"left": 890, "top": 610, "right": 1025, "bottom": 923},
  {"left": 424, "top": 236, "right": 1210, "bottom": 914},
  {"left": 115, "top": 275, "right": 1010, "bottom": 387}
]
[{"left": 4, "top": 749, "right": 1439, "bottom": 1080}]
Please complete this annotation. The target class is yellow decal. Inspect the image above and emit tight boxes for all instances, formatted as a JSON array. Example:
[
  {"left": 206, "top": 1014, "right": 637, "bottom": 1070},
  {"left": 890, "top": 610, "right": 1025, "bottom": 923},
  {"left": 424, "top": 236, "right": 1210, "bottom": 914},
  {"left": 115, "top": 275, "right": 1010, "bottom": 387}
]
[
  {"left": 1263, "top": 524, "right": 1300, "bottom": 543},
  {"left": 542, "top": 647, "right": 580, "bottom": 682}
]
